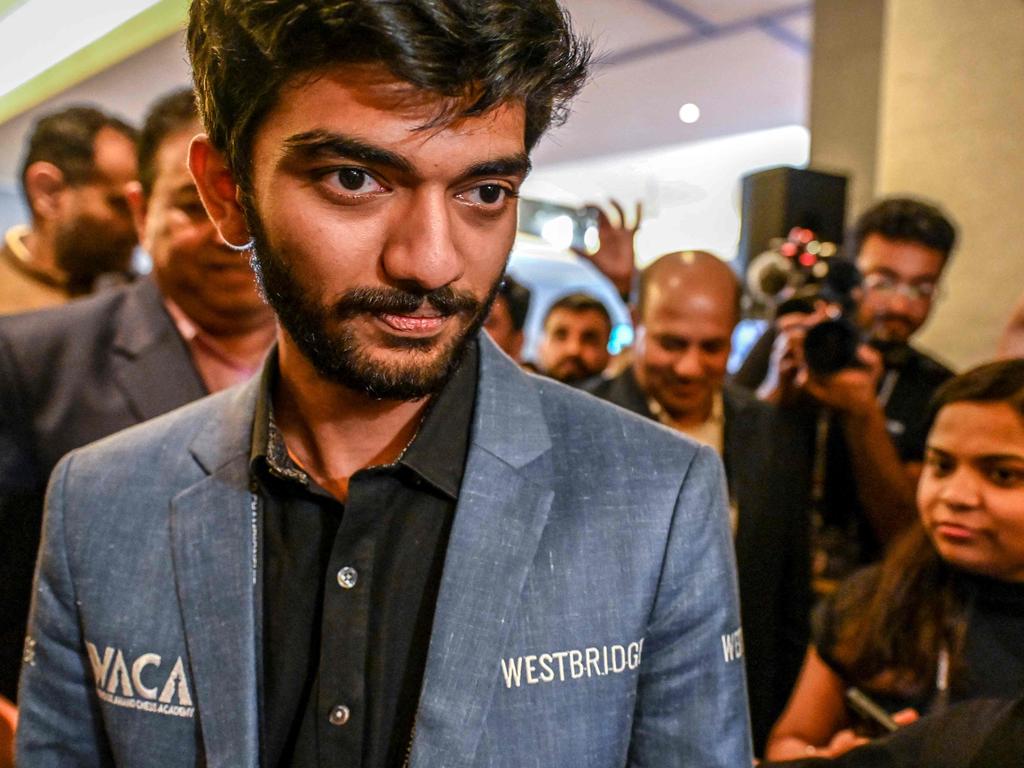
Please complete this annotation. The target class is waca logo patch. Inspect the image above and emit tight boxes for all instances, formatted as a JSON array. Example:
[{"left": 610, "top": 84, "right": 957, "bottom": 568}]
[{"left": 86, "top": 641, "right": 195, "bottom": 719}]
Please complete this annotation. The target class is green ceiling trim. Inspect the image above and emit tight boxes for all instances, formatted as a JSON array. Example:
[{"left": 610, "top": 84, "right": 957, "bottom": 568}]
[
  {"left": 0, "top": 0, "right": 27, "bottom": 21},
  {"left": 0, "top": 0, "right": 188, "bottom": 125}
]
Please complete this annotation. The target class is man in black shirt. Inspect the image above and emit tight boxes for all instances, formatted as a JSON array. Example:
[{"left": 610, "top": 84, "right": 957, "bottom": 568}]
[
  {"left": 16, "top": 2, "right": 752, "bottom": 766},
  {"left": 254, "top": 345, "right": 476, "bottom": 766},
  {"left": 746, "top": 198, "right": 957, "bottom": 583}
]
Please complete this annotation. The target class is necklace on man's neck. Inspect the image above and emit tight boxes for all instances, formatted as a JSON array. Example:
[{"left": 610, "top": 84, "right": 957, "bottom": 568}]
[{"left": 3, "top": 225, "right": 67, "bottom": 289}]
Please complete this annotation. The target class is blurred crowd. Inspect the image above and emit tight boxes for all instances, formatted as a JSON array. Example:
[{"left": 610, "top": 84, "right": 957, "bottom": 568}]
[{"left": 1, "top": 87, "right": 1023, "bottom": 767}]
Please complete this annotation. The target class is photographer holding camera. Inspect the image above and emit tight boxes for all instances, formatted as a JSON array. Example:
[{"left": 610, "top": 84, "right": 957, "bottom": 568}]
[{"left": 751, "top": 198, "right": 957, "bottom": 588}]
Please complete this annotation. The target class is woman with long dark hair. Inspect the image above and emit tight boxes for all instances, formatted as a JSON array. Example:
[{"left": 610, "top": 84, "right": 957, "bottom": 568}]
[{"left": 766, "top": 358, "right": 1024, "bottom": 760}]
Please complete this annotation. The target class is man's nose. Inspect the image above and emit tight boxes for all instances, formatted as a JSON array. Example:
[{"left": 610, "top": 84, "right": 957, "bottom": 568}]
[
  {"left": 561, "top": 334, "right": 584, "bottom": 358},
  {"left": 380, "top": 188, "right": 463, "bottom": 291},
  {"left": 881, "top": 288, "right": 915, "bottom": 315},
  {"left": 672, "top": 347, "right": 702, "bottom": 378}
]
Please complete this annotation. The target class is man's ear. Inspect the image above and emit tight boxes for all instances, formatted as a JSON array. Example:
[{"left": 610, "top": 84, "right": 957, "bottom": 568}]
[
  {"left": 631, "top": 323, "right": 646, "bottom": 352},
  {"left": 22, "top": 161, "right": 65, "bottom": 222},
  {"left": 188, "top": 134, "right": 251, "bottom": 247}
]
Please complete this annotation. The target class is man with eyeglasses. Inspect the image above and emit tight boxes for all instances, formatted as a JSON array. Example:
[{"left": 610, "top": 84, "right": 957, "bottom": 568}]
[{"left": 753, "top": 197, "right": 957, "bottom": 586}]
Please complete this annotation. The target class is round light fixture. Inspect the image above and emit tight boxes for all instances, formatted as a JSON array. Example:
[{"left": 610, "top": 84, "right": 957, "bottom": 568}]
[{"left": 678, "top": 103, "right": 701, "bottom": 124}]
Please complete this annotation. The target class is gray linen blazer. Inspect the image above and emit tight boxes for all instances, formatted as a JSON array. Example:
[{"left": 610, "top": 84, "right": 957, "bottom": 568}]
[
  {"left": 16, "top": 336, "right": 752, "bottom": 767},
  {"left": 0, "top": 277, "right": 206, "bottom": 701}
]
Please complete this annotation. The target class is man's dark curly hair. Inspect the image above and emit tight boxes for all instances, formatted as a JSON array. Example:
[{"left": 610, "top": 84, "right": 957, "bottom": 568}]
[
  {"left": 850, "top": 196, "right": 958, "bottom": 264},
  {"left": 498, "top": 275, "right": 532, "bottom": 332},
  {"left": 543, "top": 292, "right": 611, "bottom": 333},
  {"left": 19, "top": 106, "right": 137, "bottom": 211},
  {"left": 186, "top": 0, "right": 590, "bottom": 188},
  {"left": 137, "top": 88, "right": 199, "bottom": 197}
]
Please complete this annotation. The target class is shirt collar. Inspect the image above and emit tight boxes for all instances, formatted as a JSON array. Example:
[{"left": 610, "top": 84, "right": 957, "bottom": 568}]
[
  {"left": 400, "top": 341, "right": 478, "bottom": 498},
  {"left": 250, "top": 341, "right": 478, "bottom": 501},
  {"left": 647, "top": 388, "right": 724, "bottom": 430}
]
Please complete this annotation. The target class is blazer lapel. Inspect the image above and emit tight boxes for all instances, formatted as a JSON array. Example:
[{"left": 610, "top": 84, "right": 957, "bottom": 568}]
[
  {"left": 169, "top": 380, "right": 261, "bottom": 767},
  {"left": 111, "top": 278, "right": 207, "bottom": 421},
  {"left": 411, "top": 338, "right": 554, "bottom": 767}
]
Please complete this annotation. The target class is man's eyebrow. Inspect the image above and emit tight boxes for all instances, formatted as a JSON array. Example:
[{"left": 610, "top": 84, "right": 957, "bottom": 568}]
[
  {"left": 460, "top": 154, "right": 532, "bottom": 181},
  {"left": 285, "top": 131, "right": 530, "bottom": 180},
  {"left": 282, "top": 131, "right": 415, "bottom": 174},
  {"left": 867, "top": 266, "right": 901, "bottom": 277}
]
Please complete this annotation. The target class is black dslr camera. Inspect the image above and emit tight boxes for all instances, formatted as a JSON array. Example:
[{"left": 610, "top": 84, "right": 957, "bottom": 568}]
[
  {"left": 748, "top": 227, "right": 865, "bottom": 376},
  {"left": 780, "top": 259, "right": 864, "bottom": 376}
]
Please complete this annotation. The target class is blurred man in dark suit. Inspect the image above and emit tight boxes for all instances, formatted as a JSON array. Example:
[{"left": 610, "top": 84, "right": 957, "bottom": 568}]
[{"left": 0, "top": 88, "right": 276, "bottom": 701}]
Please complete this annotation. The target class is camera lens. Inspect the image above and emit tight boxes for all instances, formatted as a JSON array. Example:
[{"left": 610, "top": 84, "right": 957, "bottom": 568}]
[{"left": 804, "top": 318, "right": 861, "bottom": 376}]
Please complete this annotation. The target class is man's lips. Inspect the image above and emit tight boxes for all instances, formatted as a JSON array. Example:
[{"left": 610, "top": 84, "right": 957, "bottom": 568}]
[
  {"left": 377, "top": 311, "right": 448, "bottom": 334},
  {"left": 665, "top": 380, "right": 704, "bottom": 398}
]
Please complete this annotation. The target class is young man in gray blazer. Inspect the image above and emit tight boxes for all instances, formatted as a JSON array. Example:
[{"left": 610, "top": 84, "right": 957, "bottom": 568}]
[{"left": 16, "top": 1, "right": 752, "bottom": 765}]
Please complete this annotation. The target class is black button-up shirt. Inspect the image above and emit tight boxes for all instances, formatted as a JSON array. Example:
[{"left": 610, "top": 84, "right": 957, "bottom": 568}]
[{"left": 251, "top": 343, "right": 478, "bottom": 768}]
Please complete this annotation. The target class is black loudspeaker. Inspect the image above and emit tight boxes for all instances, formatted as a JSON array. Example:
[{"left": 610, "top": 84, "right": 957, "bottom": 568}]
[{"left": 737, "top": 167, "right": 848, "bottom": 273}]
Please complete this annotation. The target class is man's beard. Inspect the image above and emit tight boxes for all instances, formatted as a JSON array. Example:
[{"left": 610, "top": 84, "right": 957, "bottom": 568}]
[
  {"left": 55, "top": 217, "right": 135, "bottom": 295},
  {"left": 243, "top": 203, "right": 503, "bottom": 401},
  {"left": 549, "top": 357, "right": 590, "bottom": 385},
  {"left": 868, "top": 314, "right": 916, "bottom": 345}
]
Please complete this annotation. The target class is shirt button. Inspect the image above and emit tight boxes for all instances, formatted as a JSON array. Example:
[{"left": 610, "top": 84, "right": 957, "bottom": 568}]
[
  {"left": 328, "top": 704, "right": 350, "bottom": 726},
  {"left": 336, "top": 566, "right": 358, "bottom": 589}
]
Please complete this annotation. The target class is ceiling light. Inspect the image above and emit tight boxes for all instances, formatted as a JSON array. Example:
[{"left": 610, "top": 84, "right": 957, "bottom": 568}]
[{"left": 678, "top": 103, "right": 701, "bottom": 124}]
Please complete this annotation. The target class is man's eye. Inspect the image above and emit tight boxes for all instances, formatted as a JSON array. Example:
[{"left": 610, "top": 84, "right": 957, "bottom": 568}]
[
  {"left": 658, "top": 338, "right": 687, "bottom": 352},
  {"left": 461, "top": 184, "right": 512, "bottom": 208},
  {"left": 325, "top": 168, "right": 385, "bottom": 195}
]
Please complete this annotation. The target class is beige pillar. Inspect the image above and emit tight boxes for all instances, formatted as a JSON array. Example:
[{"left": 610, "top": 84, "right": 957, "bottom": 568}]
[
  {"left": 878, "top": 0, "right": 1024, "bottom": 368},
  {"left": 811, "top": 0, "right": 1024, "bottom": 369},
  {"left": 810, "top": 0, "right": 886, "bottom": 221}
]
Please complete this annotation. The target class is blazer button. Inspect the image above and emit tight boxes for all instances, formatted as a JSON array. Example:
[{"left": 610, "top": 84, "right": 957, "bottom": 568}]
[
  {"left": 329, "top": 704, "right": 350, "bottom": 726},
  {"left": 337, "top": 566, "right": 358, "bottom": 589}
]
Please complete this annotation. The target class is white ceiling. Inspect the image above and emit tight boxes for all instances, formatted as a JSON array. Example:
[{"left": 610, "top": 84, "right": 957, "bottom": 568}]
[
  {"left": 0, "top": 0, "right": 810, "bottom": 191},
  {"left": 533, "top": 0, "right": 810, "bottom": 164}
]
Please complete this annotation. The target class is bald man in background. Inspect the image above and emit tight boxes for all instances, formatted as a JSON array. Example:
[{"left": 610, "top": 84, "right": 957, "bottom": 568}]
[{"left": 588, "top": 251, "right": 813, "bottom": 755}]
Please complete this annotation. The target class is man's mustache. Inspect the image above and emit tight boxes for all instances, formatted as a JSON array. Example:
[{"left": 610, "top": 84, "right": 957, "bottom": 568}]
[{"left": 332, "top": 286, "right": 480, "bottom": 318}]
